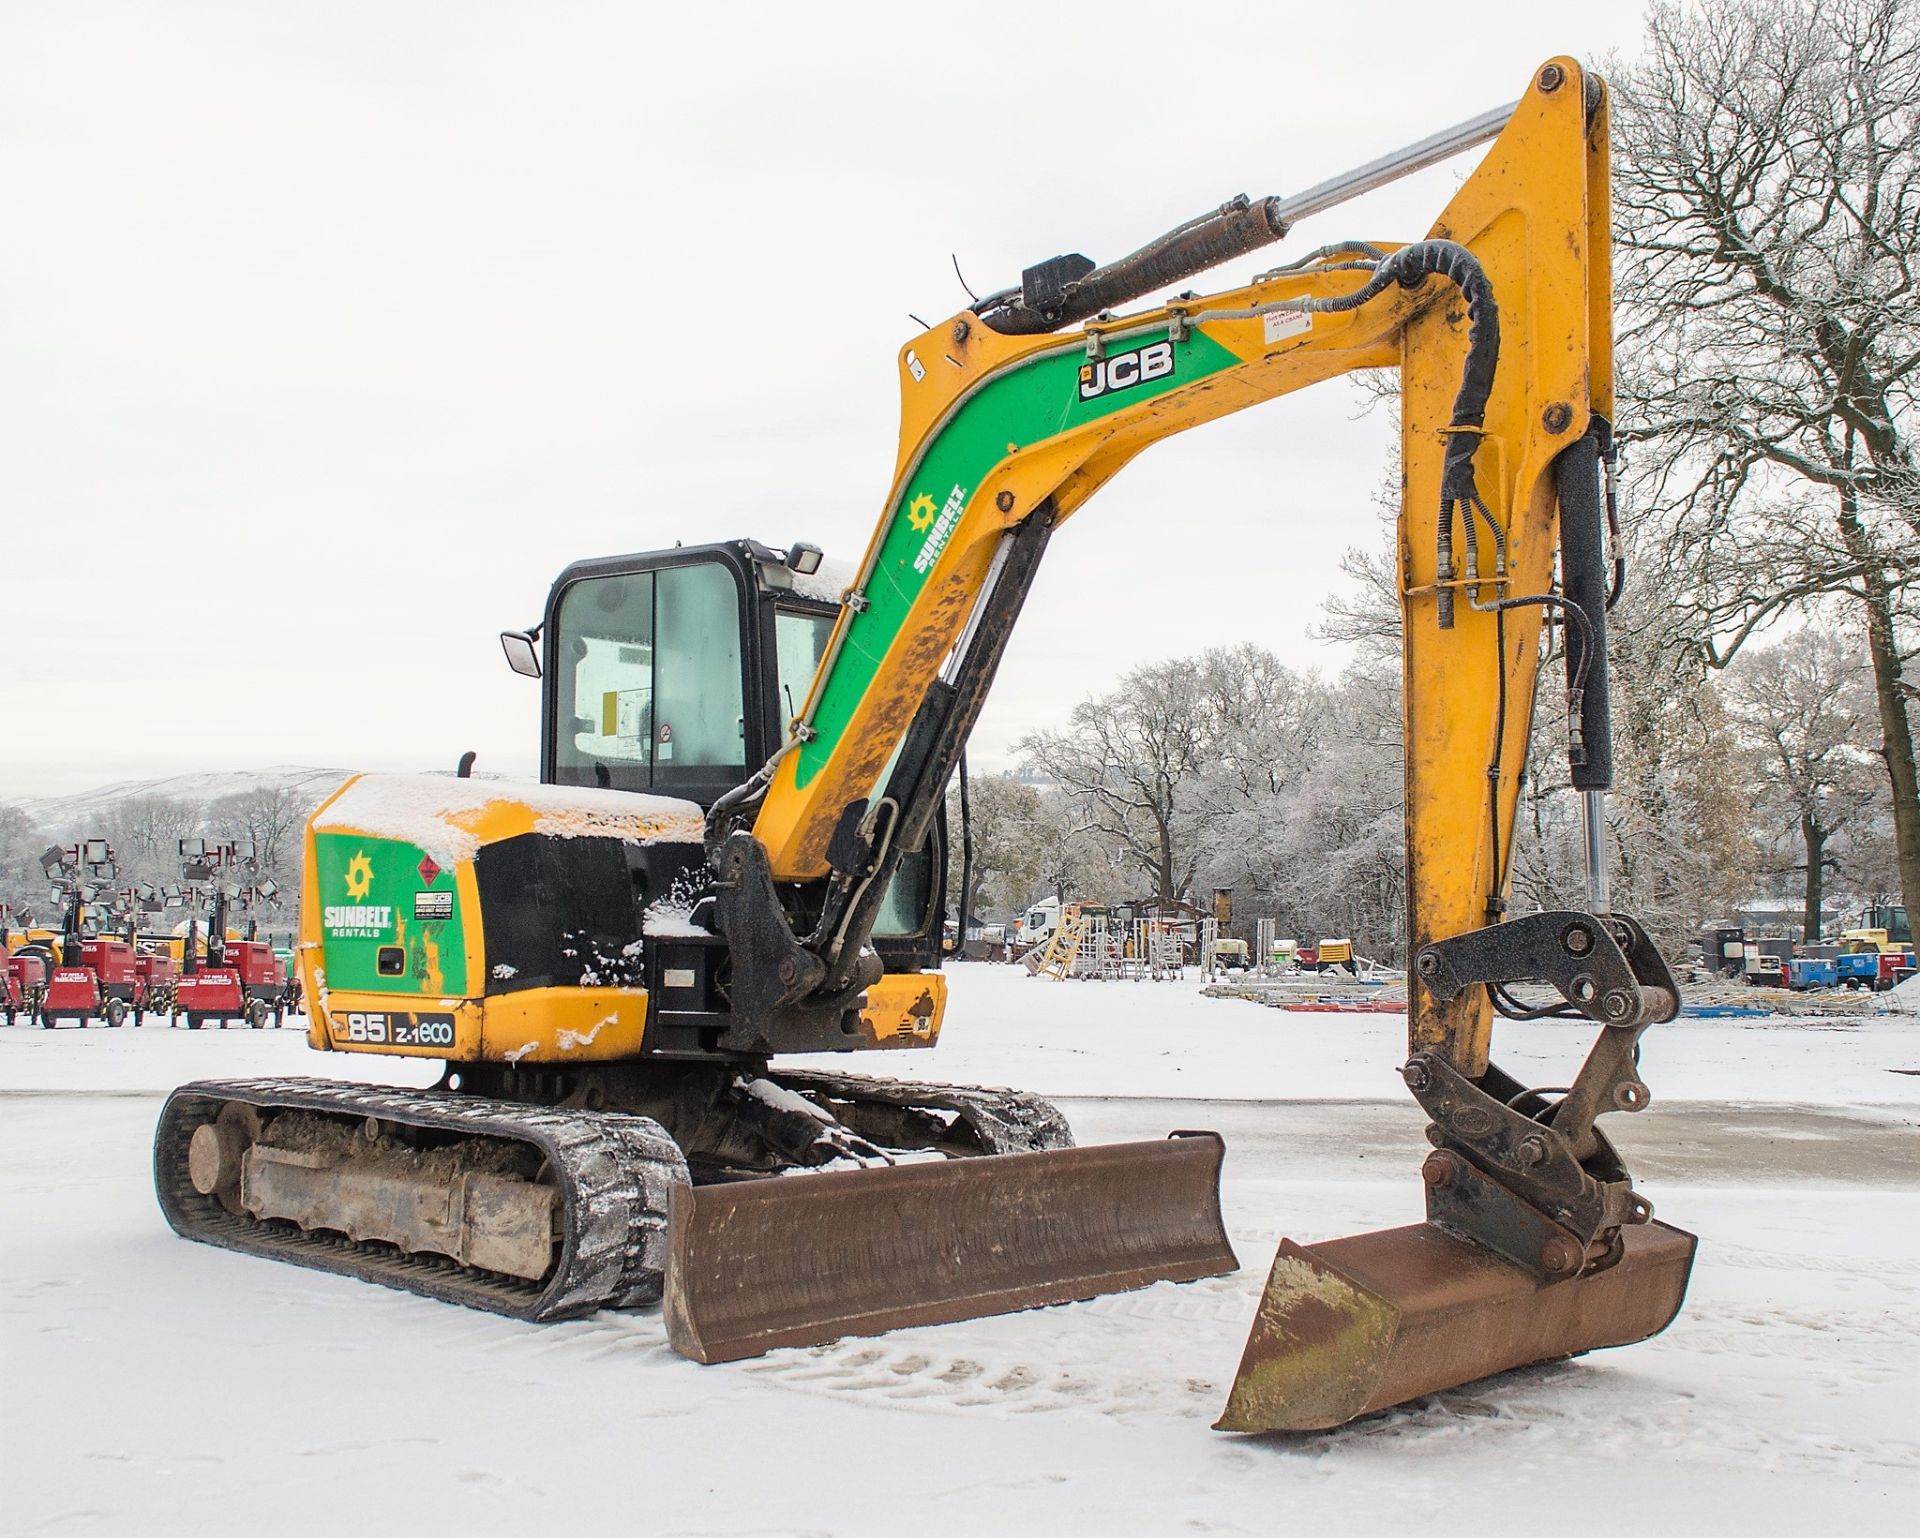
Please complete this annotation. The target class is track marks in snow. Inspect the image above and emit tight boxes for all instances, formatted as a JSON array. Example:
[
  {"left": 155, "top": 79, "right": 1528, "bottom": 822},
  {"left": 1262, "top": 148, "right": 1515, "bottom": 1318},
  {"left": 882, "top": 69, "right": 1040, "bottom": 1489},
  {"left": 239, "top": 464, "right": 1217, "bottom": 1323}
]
[
  {"left": 79, "top": 1451, "right": 225, "bottom": 1468},
  {"left": 294, "top": 1435, "right": 439, "bottom": 1459},
  {"left": 656, "top": 1529, "right": 833, "bottom": 1538},
  {"left": 21, "top": 1509, "right": 117, "bottom": 1534},
  {"left": 742, "top": 1343, "right": 1223, "bottom": 1419},
  {"left": 732, "top": 1274, "right": 1252, "bottom": 1420}
]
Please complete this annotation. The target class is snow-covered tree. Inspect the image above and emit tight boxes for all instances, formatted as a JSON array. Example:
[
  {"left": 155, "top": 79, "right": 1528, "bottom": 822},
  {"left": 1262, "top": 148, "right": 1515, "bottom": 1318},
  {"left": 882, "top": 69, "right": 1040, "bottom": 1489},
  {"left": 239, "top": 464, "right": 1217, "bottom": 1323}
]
[
  {"left": 100, "top": 796, "right": 205, "bottom": 888},
  {"left": 1016, "top": 655, "right": 1211, "bottom": 907},
  {"left": 0, "top": 806, "right": 55, "bottom": 924},
  {"left": 1017, "top": 644, "right": 1342, "bottom": 914},
  {"left": 1724, "top": 625, "right": 1886, "bottom": 936},
  {"left": 941, "top": 771, "right": 1052, "bottom": 918},
  {"left": 1611, "top": 0, "right": 1920, "bottom": 929}
]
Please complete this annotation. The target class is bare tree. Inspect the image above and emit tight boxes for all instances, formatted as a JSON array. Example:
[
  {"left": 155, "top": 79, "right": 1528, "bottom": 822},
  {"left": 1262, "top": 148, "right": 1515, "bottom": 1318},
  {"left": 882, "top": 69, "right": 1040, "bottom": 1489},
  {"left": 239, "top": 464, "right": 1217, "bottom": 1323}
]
[
  {"left": 1316, "top": 539, "right": 1402, "bottom": 661},
  {"left": 1187, "top": 646, "right": 1327, "bottom": 818},
  {"left": 1017, "top": 655, "right": 1208, "bottom": 907},
  {"left": 1611, "top": 0, "right": 1920, "bottom": 924},
  {"left": 1273, "top": 664, "right": 1408, "bottom": 960},
  {"left": 1724, "top": 626, "right": 1885, "bottom": 936},
  {"left": 206, "top": 784, "right": 309, "bottom": 880},
  {"left": 1027, "top": 789, "right": 1135, "bottom": 911},
  {"left": 1016, "top": 647, "right": 1328, "bottom": 908},
  {"left": 0, "top": 805, "right": 54, "bottom": 921},
  {"left": 101, "top": 796, "right": 205, "bottom": 886},
  {"left": 1315, "top": 403, "right": 1405, "bottom": 666},
  {"left": 942, "top": 772, "right": 1060, "bottom": 919}
]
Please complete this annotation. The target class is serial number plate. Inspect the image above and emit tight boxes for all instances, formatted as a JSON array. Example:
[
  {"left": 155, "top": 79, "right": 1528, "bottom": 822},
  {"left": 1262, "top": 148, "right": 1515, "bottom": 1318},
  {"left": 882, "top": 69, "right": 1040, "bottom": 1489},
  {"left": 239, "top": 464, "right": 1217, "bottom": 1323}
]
[{"left": 335, "top": 1011, "right": 456, "bottom": 1049}]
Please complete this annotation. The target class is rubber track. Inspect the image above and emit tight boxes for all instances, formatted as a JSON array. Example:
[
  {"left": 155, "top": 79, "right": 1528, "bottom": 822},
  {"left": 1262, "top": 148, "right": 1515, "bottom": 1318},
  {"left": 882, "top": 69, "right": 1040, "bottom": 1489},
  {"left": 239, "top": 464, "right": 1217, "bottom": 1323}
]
[
  {"left": 154, "top": 1078, "right": 688, "bottom": 1322},
  {"left": 768, "top": 1067, "right": 1075, "bottom": 1155}
]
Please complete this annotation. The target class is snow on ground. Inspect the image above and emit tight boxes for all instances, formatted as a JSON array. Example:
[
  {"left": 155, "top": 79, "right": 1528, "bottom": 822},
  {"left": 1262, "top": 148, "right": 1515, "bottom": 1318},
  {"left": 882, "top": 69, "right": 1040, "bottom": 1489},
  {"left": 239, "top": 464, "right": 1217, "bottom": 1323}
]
[
  {"left": 3, "top": 968, "right": 1916, "bottom": 1536},
  {"left": 792, "top": 964, "right": 1920, "bottom": 1107}
]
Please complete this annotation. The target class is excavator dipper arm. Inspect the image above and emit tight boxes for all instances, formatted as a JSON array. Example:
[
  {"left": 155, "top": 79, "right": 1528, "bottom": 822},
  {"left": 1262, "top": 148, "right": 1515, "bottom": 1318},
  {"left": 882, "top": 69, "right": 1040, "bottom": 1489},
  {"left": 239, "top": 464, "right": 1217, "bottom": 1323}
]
[{"left": 710, "top": 58, "right": 1694, "bottom": 1429}]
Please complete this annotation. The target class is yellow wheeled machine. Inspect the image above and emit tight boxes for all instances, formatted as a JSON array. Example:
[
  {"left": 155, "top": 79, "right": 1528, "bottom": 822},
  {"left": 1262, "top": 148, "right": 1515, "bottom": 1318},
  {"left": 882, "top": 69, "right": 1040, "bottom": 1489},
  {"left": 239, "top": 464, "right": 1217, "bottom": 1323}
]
[{"left": 157, "top": 58, "right": 1693, "bottom": 1431}]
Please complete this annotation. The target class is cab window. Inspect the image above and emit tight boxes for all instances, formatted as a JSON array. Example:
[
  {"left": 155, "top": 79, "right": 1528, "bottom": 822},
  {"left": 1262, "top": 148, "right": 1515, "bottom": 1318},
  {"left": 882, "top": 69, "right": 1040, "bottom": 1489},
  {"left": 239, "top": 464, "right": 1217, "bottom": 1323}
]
[
  {"left": 774, "top": 608, "right": 834, "bottom": 729},
  {"left": 553, "top": 563, "right": 747, "bottom": 791},
  {"left": 873, "top": 843, "right": 932, "bottom": 938}
]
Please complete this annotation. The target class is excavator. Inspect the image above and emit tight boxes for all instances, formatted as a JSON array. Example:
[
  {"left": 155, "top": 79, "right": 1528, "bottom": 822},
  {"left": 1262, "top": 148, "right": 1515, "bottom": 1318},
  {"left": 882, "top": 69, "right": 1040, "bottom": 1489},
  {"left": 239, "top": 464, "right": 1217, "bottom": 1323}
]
[{"left": 154, "top": 59, "right": 1695, "bottom": 1432}]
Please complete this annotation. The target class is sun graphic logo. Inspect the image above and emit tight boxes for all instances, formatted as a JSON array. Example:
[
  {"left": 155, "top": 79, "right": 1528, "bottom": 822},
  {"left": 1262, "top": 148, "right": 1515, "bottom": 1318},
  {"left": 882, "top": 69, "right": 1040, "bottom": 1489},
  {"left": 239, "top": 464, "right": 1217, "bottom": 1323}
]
[
  {"left": 906, "top": 492, "right": 937, "bottom": 532},
  {"left": 344, "top": 852, "right": 375, "bottom": 901}
]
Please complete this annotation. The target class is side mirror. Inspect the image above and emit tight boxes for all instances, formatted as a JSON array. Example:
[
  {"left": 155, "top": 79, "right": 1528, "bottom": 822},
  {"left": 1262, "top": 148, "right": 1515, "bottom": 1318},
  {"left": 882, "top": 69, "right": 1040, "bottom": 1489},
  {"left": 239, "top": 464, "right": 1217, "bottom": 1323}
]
[{"left": 500, "top": 630, "right": 542, "bottom": 679}]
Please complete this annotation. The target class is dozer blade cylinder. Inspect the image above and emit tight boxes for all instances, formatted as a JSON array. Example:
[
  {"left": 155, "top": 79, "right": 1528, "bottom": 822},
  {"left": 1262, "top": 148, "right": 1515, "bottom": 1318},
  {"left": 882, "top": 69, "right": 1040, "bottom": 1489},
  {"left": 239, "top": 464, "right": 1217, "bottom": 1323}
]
[
  {"left": 1217, "top": 1218, "right": 1696, "bottom": 1432},
  {"left": 664, "top": 1133, "right": 1237, "bottom": 1364}
]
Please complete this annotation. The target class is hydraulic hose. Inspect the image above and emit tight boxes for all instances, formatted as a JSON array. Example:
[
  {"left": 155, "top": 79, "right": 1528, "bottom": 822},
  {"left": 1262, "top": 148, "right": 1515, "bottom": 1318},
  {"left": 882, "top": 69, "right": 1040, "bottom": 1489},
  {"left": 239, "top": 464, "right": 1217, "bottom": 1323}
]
[
  {"left": 977, "top": 196, "right": 1290, "bottom": 335},
  {"left": 1271, "top": 241, "right": 1500, "bottom": 626}
]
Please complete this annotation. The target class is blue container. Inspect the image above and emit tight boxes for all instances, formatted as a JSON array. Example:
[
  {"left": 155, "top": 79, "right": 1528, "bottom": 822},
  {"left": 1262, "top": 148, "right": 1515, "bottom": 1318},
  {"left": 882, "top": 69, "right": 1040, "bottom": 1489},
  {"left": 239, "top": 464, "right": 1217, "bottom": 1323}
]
[
  {"left": 1835, "top": 952, "right": 1882, "bottom": 986},
  {"left": 1789, "top": 957, "right": 1839, "bottom": 990}
]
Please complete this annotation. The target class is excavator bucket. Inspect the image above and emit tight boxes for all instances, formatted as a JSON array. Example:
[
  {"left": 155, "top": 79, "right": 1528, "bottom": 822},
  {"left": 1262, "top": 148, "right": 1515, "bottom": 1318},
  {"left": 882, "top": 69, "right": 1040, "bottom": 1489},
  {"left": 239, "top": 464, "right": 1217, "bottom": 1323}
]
[
  {"left": 664, "top": 1133, "right": 1237, "bottom": 1363},
  {"left": 1216, "top": 1218, "right": 1696, "bottom": 1432}
]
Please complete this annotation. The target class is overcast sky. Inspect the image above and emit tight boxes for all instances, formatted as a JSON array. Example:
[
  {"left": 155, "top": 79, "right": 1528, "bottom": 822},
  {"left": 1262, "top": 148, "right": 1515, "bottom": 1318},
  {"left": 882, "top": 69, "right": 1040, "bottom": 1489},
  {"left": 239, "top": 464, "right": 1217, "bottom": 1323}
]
[{"left": 0, "top": 0, "right": 1651, "bottom": 800}]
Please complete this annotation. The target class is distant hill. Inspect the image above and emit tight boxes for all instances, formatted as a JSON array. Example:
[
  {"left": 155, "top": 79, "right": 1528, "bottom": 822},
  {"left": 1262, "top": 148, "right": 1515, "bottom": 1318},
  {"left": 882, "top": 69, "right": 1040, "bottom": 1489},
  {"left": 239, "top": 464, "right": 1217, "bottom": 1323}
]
[{"left": 13, "top": 767, "right": 353, "bottom": 837}]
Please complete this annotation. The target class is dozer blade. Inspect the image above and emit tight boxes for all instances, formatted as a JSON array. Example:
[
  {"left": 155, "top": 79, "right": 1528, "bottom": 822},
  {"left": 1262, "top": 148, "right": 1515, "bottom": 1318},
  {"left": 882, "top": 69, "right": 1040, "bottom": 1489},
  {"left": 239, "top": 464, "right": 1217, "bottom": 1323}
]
[
  {"left": 664, "top": 1132, "right": 1237, "bottom": 1363},
  {"left": 1216, "top": 1218, "right": 1696, "bottom": 1432}
]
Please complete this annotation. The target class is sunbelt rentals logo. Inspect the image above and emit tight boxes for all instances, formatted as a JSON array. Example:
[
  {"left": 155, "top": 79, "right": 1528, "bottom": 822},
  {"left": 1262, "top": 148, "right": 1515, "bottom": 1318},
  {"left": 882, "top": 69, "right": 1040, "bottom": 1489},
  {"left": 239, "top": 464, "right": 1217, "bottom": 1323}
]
[
  {"left": 326, "top": 850, "right": 392, "bottom": 938},
  {"left": 910, "top": 483, "right": 968, "bottom": 575}
]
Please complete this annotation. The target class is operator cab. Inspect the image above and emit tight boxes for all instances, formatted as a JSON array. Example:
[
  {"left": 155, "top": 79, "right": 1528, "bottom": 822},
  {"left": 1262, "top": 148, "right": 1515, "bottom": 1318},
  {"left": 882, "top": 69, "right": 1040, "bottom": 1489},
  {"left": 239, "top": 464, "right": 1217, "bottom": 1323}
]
[
  {"left": 513, "top": 539, "right": 833, "bottom": 807},
  {"left": 502, "top": 539, "right": 944, "bottom": 967}
]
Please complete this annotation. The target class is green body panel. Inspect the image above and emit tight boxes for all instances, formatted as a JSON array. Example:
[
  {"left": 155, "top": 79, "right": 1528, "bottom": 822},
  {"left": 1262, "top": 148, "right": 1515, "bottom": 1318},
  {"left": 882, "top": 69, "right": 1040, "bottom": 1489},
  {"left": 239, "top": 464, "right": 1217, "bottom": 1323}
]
[
  {"left": 312, "top": 832, "right": 469, "bottom": 996},
  {"left": 794, "top": 326, "right": 1240, "bottom": 788}
]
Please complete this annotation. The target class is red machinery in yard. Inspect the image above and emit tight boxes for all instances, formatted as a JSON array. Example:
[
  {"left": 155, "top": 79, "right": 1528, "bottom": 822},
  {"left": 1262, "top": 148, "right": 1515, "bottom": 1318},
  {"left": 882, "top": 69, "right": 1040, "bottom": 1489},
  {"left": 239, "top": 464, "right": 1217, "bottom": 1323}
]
[
  {"left": 171, "top": 840, "right": 290, "bottom": 1029},
  {"left": 40, "top": 935, "right": 140, "bottom": 1027},
  {"left": 34, "top": 841, "right": 150, "bottom": 1028},
  {"left": 2, "top": 906, "right": 53, "bottom": 1026},
  {"left": 132, "top": 942, "right": 178, "bottom": 1023},
  {"left": 2, "top": 947, "right": 51, "bottom": 1025}
]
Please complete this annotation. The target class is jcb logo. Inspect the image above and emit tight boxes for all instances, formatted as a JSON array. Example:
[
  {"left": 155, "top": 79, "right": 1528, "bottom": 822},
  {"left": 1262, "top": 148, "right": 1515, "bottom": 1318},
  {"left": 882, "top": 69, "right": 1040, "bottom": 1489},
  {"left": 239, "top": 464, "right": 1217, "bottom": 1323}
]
[{"left": 1078, "top": 341, "right": 1174, "bottom": 401}]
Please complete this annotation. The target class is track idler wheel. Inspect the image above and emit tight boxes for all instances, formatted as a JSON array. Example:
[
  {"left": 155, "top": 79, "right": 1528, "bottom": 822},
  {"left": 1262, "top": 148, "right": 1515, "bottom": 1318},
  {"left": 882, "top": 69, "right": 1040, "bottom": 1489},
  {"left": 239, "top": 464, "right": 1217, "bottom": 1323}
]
[{"left": 186, "top": 1101, "right": 261, "bottom": 1215}]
